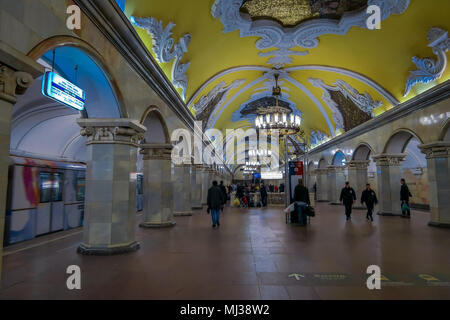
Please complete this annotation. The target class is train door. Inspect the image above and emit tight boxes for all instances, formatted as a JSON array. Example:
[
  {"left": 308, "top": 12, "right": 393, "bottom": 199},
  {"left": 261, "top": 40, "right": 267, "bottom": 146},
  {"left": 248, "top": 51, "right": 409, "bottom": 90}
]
[{"left": 37, "top": 171, "right": 64, "bottom": 235}]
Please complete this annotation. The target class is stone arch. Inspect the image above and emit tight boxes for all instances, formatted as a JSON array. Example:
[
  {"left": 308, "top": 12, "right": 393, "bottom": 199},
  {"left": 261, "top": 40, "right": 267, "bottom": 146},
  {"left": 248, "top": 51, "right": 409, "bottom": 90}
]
[
  {"left": 352, "top": 142, "right": 373, "bottom": 160},
  {"left": 331, "top": 150, "right": 347, "bottom": 166},
  {"left": 140, "top": 106, "right": 170, "bottom": 144},
  {"left": 27, "top": 35, "right": 127, "bottom": 118},
  {"left": 318, "top": 158, "right": 327, "bottom": 168},
  {"left": 384, "top": 128, "right": 424, "bottom": 154}
]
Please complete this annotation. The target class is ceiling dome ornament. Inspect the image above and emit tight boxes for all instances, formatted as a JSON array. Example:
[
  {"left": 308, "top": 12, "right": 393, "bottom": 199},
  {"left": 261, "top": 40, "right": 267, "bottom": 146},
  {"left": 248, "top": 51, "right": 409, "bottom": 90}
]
[
  {"left": 404, "top": 27, "right": 450, "bottom": 97},
  {"left": 212, "top": 0, "right": 410, "bottom": 68},
  {"left": 131, "top": 16, "right": 191, "bottom": 100}
]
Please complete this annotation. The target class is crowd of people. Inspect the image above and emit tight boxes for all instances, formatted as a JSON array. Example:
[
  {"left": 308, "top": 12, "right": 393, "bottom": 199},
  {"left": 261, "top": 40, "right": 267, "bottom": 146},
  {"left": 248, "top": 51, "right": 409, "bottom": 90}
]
[{"left": 206, "top": 178, "right": 413, "bottom": 228}]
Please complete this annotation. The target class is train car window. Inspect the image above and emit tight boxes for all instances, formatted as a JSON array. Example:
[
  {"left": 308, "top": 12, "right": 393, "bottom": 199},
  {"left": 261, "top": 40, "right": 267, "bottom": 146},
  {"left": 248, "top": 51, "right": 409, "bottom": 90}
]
[
  {"left": 52, "top": 173, "right": 63, "bottom": 202},
  {"left": 76, "top": 177, "right": 85, "bottom": 202},
  {"left": 137, "top": 174, "right": 143, "bottom": 195},
  {"left": 39, "top": 172, "right": 52, "bottom": 203}
]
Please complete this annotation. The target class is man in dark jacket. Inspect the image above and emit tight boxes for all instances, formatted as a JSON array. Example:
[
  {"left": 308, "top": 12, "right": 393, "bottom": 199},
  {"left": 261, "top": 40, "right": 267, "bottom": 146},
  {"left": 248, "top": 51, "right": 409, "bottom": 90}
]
[
  {"left": 400, "top": 178, "right": 412, "bottom": 218},
  {"left": 293, "top": 180, "right": 310, "bottom": 205},
  {"left": 361, "top": 183, "right": 378, "bottom": 222},
  {"left": 207, "top": 181, "right": 225, "bottom": 228},
  {"left": 340, "top": 181, "right": 356, "bottom": 221},
  {"left": 260, "top": 183, "right": 268, "bottom": 207}
]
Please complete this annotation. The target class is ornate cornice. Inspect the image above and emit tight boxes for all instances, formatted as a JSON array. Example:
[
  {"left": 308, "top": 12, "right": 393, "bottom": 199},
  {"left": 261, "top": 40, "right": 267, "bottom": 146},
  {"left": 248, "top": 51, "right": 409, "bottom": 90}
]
[
  {"left": 131, "top": 16, "right": 191, "bottom": 100},
  {"left": 77, "top": 118, "right": 146, "bottom": 146},
  {"left": 372, "top": 153, "right": 406, "bottom": 166},
  {"left": 404, "top": 27, "right": 450, "bottom": 97},
  {"left": 212, "top": 0, "right": 409, "bottom": 67},
  {"left": 140, "top": 143, "right": 173, "bottom": 160},
  {"left": 418, "top": 141, "right": 450, "bottom": 159}
]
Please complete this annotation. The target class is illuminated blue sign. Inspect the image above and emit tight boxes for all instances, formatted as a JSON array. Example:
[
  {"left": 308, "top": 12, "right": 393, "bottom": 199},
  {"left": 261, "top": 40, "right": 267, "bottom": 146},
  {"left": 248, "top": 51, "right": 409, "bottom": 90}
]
[{"left": 42, "top": 71, "right": 85, "bottom": 111}]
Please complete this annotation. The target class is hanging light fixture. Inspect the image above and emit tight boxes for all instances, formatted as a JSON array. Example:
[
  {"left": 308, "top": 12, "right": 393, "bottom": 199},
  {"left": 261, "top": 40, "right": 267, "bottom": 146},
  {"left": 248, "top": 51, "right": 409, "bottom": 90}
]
[{"left": 254, "top": 73, "right": 302, "bottom": 136}]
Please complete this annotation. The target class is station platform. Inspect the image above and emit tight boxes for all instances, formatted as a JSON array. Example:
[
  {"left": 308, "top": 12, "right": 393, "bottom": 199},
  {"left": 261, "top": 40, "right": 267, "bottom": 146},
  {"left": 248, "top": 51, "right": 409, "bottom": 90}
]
[{"left": 1, "top": 203, "right": 449, "bottom": 300}]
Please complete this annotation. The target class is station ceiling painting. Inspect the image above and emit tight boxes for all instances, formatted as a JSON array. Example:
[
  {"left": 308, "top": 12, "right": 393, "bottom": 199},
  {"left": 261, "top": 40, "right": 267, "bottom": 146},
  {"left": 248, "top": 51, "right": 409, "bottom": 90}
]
[{"left": 122, "top": 0, "right": 450, "bottom": 148}]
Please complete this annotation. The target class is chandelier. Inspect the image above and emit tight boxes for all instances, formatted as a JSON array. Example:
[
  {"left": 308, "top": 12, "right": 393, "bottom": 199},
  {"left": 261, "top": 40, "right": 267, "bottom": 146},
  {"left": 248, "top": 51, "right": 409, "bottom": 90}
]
[{"left": 254, "top": 73, "right": 302, "bottom": 136}]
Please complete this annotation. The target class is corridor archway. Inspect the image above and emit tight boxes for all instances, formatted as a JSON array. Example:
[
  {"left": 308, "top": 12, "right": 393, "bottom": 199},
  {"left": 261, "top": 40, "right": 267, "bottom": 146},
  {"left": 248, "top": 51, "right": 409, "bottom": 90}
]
[{"left": 5, "top": 41, "right": 124, "bottom": 246}]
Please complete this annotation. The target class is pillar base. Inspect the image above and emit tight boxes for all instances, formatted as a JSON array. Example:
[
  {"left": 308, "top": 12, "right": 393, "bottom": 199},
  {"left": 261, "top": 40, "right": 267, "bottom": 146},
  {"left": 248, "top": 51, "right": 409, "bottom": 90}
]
[
  {"left": 192, "top": 205, "right": 203, "bottom": 210},
  {"left": 174, "top": 211, "right": 193, "bottom": 216},
  {"left": 139, "top": 221, "right": 176, "bottom": 228},
  {"left": 377, "top": 211, "right": 403, "bottom": 217},
  {"left": 77, "top": 241, "right": 140, "bottom": 256},
  {"left": 428, "top": 221, "right": 450, "bottom": 228}
]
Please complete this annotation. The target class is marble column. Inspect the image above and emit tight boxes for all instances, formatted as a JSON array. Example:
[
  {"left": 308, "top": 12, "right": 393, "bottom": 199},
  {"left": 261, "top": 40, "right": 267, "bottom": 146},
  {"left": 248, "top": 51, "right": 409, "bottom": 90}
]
[
  {"left": 372, "top": 154, "right": 406, "bottom": 216},
  {"left": 419, "top": 142, "right": 450, "bottom": 227},
  {"left": 0, "top": 48, "right": 42, "bottom": 280},
  {"left": 201, "top": 165, "right": 210, "bottom": 205},
  {"left": 315, "top": 168, "right": 329, "bottom": 202},
  {"left": 173, "top": 160, "right": 193, "bottom": 216},
  {"left": 327, "top": 165, "right": 346, "bottom": 204},
  {"left": 191, "top": 164, "right": 203, "bottom": 210},
  {"left": 347, "top": 160, "right": 370, "bottom": 209},
  {"left": 77, "top": 118, "right": 146, "bottom": 255},
  {"left": 139, "top": 143, "right": 176, "bottom": 228}
]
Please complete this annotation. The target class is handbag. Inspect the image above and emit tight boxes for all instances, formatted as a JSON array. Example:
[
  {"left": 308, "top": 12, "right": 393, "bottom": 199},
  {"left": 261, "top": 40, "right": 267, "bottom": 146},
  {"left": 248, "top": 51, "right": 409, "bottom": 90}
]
[
  {"left": 305, "top": 205, "right": 315, "bottom": 217},
  {"left": 401, "top": 202, "right": 410, "bottom": 212}
]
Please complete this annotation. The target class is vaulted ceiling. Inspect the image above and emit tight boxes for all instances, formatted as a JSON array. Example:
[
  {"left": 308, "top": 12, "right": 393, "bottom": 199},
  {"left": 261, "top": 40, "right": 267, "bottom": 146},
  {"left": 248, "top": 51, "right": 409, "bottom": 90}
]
[{"left": 123, "top": 0, "right": 450, "bottom": 148}]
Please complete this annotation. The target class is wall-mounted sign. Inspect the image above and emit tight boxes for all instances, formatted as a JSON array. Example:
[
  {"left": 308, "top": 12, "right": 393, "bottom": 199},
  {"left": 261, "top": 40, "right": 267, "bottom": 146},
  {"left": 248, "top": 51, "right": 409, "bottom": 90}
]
[
  {"left": 261, "top": 171, "right": 283, "bottom": 180},
  {"left": 42, "top": 71, "right": 85, "bottom": 111}
]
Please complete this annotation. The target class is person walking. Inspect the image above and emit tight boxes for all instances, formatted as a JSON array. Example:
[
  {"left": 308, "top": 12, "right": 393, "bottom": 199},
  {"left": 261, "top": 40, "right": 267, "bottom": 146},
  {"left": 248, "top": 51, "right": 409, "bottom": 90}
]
[
  {"left": 361, "top": 183, "right": 378, "bottom": 222},
  {"left": 219, "top": 181, "right": 227, "bottom": 212},
  {"left": 207, "top": 180, "right": 225, "bottom": 228},
  {"left": 260, "top": 182, "right": 268, "bottom": 207},
  {"left": 293, "top": 179, "right": 310, "bottom": 205},
  {"left": 340, "top": 181, "right": 356, "bottom": 221},
  {"left": 400, "top": 178, "right": 412, "bottom": 218}
]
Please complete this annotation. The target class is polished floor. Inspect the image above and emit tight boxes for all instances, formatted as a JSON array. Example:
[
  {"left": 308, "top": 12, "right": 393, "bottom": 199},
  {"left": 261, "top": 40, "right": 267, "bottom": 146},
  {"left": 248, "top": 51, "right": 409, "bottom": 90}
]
[{"left": 1, "top": 203, "right": 450, "bottom": 300}]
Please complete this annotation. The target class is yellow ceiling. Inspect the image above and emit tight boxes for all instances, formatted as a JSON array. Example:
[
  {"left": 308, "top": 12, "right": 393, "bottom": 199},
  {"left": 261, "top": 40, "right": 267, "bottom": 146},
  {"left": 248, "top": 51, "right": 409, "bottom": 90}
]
[{"left": 125, "top": 0, "right": 450, "bottom": 142}]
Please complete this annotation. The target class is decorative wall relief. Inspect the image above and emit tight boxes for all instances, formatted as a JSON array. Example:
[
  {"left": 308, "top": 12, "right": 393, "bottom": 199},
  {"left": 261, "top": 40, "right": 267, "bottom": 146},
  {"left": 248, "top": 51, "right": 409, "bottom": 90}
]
[
  {"left": 309, "top": 78, "right": 382, "bottom": 131},
  {"left": 131, "top": 16, "right": 191, "bottom": 99},
  {"left": 404, "top": 27, "right": 450, "bottom": 97},
  {"left": 309, "top": 129, "right": 330, "bottom": 148},
  {"left": 192, "top": 79, "right": 245, "bottom": 131},
  {"left": 212, "top": 0, "right": 409, "bottom": 67}
]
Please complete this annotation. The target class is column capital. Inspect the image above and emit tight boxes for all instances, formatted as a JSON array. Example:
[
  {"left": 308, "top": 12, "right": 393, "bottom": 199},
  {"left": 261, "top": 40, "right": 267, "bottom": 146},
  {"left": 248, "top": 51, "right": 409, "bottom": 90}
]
[
  {"left": 418, "top": 141, "right": 450, "bottom": 159},
  {"left": 347, "top": 160, "right": 370, "bottom": 169},
  {"left": 0, "top": 42, "right": 44, "bottom": 103},
  {"left": 77, "top": 118, "right": 146, "bottom": 146},
  {"left": 0, "top": 65, "right": 34, "bottom": 103},
  {"left": 140, "top": 143, "right": 173, "bottom": 160},
  {"left": 372, "top": 153, "right": 406, "bottom": 166}
]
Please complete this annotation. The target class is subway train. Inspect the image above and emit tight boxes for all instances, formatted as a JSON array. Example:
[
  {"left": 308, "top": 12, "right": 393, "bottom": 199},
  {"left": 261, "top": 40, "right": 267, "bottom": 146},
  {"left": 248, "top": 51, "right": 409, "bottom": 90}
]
[{"left": 4, "top": 156, "right": 144, "bottom": 246}]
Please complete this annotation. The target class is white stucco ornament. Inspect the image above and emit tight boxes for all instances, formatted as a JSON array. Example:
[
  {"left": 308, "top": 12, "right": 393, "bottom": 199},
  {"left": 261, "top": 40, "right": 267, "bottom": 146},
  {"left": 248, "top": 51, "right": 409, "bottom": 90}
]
[
  {"left": 131, "top": 16, "right": 191, "bottom": 100},
  {"left": 404, "top": 27, "right": 450, "bottom": 97},
  {"left": 192, "top": 79, "right": 245, "bottom": 117},
  {"left": 211, "top": 0, "right": 410, "bottom": 67},
  {"left": 309, "top": 77, "right": 382, "bottom": 131}
]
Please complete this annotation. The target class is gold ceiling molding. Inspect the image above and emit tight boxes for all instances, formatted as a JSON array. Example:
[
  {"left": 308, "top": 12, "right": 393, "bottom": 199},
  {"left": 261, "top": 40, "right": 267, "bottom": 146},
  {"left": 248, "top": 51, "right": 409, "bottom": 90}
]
[{"left": 241, "top": 0, "right": 316, "bottom": 27}]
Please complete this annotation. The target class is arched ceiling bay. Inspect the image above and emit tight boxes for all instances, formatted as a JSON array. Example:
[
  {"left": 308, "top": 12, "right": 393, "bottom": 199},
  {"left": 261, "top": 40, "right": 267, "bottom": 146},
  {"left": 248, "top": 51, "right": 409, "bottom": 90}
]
[{"left": 124, "top": 0, "right": 450, "bottom": 147}]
